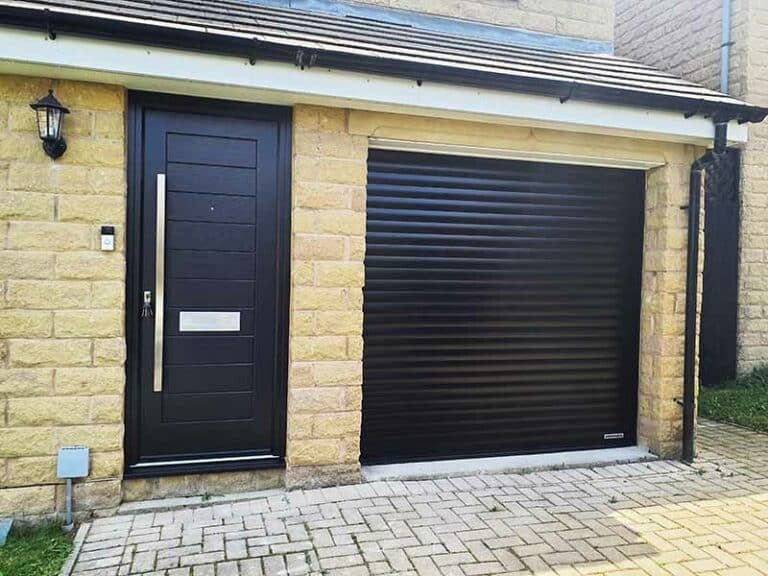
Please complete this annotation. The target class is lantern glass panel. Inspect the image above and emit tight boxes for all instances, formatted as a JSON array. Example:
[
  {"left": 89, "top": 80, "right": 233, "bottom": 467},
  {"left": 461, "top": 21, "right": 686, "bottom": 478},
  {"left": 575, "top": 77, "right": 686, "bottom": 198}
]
[
  {"left": 34, "top": 108, "right": 47, "bottom": 140},
  {"left": 47, "top": 108, "right": 62, "bottom": 140}
]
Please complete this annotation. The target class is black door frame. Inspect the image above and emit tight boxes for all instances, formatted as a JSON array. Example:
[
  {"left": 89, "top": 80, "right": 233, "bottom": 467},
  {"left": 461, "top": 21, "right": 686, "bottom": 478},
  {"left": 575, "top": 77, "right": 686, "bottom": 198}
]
[{"left": 124, "top": 91, "right": 292, "bottom": 478}]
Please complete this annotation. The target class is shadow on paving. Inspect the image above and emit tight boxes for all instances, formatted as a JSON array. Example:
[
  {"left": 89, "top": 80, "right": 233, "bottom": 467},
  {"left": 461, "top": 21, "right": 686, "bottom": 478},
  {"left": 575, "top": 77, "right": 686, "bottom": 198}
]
[{"left": 68, "top": 420, "right": 768, "bottom": 576}]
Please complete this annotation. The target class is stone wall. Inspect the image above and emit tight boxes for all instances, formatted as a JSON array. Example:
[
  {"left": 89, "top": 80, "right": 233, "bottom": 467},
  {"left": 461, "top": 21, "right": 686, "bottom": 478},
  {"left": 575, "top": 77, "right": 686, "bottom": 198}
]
[
  {"left": 0, "top": 77, "right": 703, "bottom": 512},
  {"left": 283, "top": 106, "right": 699, "bottom": 478},
  {"left": 348, "top": 0, "right": 614, "bottom": 42},
  {"left": 285, "top": 106, "right": 368, "bottom": 488},
  {"left": 616, "top": 0, "right": 768, "bottom": 373},
  {"left": 0, "top": 75, "right": 126, "bottom": 519},
  {"left": 615, "top": 0, "right": 722, "bottom": 91},
  {"left": 639, "top": 149, "right": 702, "bottom": 456},
  {"left": 737, "top": 1, "right": 768, "bottom": 371}
]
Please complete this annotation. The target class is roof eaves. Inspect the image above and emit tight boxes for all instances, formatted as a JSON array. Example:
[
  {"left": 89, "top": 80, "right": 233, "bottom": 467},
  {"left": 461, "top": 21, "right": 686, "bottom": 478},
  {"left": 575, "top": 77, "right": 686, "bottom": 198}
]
[{"left": 1, "top": 2, "right": 766, "bottom": 125}]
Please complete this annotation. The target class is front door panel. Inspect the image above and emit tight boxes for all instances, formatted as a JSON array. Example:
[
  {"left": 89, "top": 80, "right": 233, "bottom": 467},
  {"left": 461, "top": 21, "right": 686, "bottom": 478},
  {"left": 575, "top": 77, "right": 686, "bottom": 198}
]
[{"left": 128, "top": 95, "right": 289, "bottom": 473}]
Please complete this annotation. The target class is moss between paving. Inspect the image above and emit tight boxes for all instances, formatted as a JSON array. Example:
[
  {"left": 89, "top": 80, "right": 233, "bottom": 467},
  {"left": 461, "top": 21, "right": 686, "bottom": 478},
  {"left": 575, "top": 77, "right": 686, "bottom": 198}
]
[
  {"left": 699, "top": 365, "right": 768, "bottom": 433},
  {"left": 0, "top": 524, "right": 73, "bottom": 576}
]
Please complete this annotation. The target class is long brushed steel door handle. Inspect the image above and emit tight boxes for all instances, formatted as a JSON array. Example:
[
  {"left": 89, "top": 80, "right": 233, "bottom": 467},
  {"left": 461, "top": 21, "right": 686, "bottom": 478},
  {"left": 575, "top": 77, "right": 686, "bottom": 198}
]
[{"left": 154, "top": 173, "right": 166, "bottom": 393}]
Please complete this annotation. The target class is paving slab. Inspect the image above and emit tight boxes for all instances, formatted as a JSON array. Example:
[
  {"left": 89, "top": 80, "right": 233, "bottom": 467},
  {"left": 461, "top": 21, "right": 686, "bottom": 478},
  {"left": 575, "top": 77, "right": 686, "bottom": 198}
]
[{"left": 69, "top": 420, "right": 768, "bottom": 575}]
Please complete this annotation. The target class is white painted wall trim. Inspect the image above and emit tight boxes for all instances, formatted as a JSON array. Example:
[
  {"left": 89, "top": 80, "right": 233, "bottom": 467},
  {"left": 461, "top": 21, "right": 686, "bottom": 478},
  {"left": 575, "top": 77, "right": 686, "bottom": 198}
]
[
  {"left": 368, "top": 138, "right": 667, "bottom": 170},
  {"left": 0, "top": 26, "right": 748, "bottom": 145}
]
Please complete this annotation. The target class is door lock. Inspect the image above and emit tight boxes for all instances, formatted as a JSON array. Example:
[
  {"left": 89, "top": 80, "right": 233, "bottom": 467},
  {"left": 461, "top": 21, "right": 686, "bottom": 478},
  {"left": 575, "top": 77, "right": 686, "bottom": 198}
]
[{"left": 141, "top": 290, "right": 153, "bottom": 318}]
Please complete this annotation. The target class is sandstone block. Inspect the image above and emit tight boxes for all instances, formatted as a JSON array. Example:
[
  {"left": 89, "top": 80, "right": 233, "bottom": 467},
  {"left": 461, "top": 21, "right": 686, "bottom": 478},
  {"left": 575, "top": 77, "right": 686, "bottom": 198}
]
[
  {"left": 293, "top": 209, "right": 366, "bottom": 236},
  {"left": 94, "top": 111, "right": 124, "bottom": 137},
  {"left": 6, "top": 163, "right": 54, "bottom": 192},
  {"left": 339, "top": 436, "right": 361, "bottom": 463},
  {"left": 55, "top": 81, "right": 124, "bottom": 111},
  {"left": 291, "top": 311, "right": 314, "bottom": 336},
  {"left": 293, "top": 234, "right": 346, "bottom": 260},
  {"left": 345, "top": 386, "right": 363, "bottom": 411},
  {"left": 315, "top": 262, "right": 364, "bottom": 287},
  {"left": 293, "top": 182, "right": 352, "bottom": 210},
  {"left": 7, "top": 222, "right": 91, "bottom": 251},
  {"left": 7, "top": 280, "right": 90, "bottom": 309},
  {"left": 58, "top": 195, "right": 125, "bottom": 223},
  {"left": 60, "top": 137, "right": 124, "bottom": 167},
  {"left": 292, "top": 261, "right": 313, "bottom": 286},
  {"left": 288, "top": 414, "right": 314, "bottom": 439},
  {"left": 288, "top": 363, "right": 314, "bottom": 388},
  {"left": 8, "top": 396, "right": 91, "bottom": 426},
  {"left": 56, "top": 252, "right": 124, "bottom": 280},
  {"left": 315, "top": 311, "right": 363, "bottom": 335},
  {"left": 0, "top": 75, "right": 50, "bottom": 103},
  {"left": 56, "top": 425, "right": 122, "bottom": 452},
  {"left": 292, "top": 287, "right": 348, "bottom": 311},
  {"left": 0, "top": 485, "right": 55, "bottom": 517},
  {"left": 0, "top": 133, "right": 42, "bottom": 162},
  {"left": 293, "top": 105, "right": 347, "bottom": 134},
  {"left": 55, "top": 367, "right": 124, "bottom": 395},
  {"left": 347, "top": 336, "right": 364, "bottom": 360},
  {"left": 54, "top": 310, "right": 122, "bottom": 337},
  {"left": 284, "top": 463, "right": 361, "bottom": 490},
  {"left": 62, "top": 109, "right": 95, "bottom": 137},
  {"left": 67, "top": 479, "right": 122, "bottom": 512},
  {"left": 91, "top": 281, "right": 124, "bottom": 308},
  {"left": 89, "top": 395, "right": 123, "bottom": 424},
  {"left": 93, "top": 338, "right": 126, "bottom": 366},
  {"left": 56, "top": 165, "right": 125, "bottom": 195},
  {"left": 5, "top": 456, "right": 57, "bottom": 487},
  {"left": 313, "top": 412, "right": 361, "bottom": 438},
  {"left": 349, "top": 237, "right": 366, "bottom": 261},
  {"left": 312, "top": 361, "right": 362, "bottom": 387},
  {"left": 0, "top": 251, "right": 54, "bottom": 279},
  {"left": 0, "top": 368, "right": 53, "bottom": 397},
  {"left": 9, "top": 338, "right": 91, "bottom": 367},
  {"left": 290, "top": 387, "right": 346, "bottom": 413},
  {"left": 89, "top": 451, "right": 123, "bottom": 479},
  {"left": 0, "top": 309, "right": 52, "bottom": 337},
  {"left": 0, "top": 190, "right": 54, "bottom": 220},
  {"left": 291, "top": 336, "right": 349, "bottom": 361},
  {"left": 287, "top": 439, "right": 340, "bottom": 466},
  {"left": 0, "top": 427, "right": 54, "bottom": 457}
]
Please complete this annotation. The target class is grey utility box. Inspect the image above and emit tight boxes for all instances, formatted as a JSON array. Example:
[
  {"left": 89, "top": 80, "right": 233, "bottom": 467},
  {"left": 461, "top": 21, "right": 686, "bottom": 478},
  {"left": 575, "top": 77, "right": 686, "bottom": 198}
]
[{"left": 57, "top": 446, "right": 89, "bottom": 479}]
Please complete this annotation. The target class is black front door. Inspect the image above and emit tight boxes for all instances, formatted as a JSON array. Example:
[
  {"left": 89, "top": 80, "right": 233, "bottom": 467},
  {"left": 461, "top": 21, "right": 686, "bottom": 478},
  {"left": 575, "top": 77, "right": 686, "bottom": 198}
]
[{"left": 126, "top": 94, "right": 290, "bottom": 475}]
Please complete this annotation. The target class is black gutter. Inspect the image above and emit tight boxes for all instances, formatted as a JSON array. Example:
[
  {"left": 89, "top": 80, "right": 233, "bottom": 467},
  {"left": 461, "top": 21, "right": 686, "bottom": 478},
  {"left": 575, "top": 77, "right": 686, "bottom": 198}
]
[
  {"left": 682, "top": 121, "right": 728, "bottom": 463},
  {"left": 1, "top": 5, "right": 768, "bottom": 124}
]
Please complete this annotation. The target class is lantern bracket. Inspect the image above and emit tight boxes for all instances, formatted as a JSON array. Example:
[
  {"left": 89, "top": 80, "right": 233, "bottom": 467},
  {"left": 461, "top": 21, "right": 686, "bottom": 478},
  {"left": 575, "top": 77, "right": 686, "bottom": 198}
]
[{"left": 42, "top": 138, "right": 67, "bottom": 159}]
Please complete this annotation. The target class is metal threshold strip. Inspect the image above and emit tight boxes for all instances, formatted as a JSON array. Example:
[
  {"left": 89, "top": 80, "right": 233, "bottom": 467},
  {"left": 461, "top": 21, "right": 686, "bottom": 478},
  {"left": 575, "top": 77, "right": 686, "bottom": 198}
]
[{"left": 362, "top": 446, "right": 654, "bottom": 482}]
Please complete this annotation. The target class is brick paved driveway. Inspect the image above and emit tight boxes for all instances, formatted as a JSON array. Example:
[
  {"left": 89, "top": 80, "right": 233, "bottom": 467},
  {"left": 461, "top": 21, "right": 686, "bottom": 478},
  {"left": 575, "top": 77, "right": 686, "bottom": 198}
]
[{"left": 69, "top": 421, "right": 768, "bottom": 576}]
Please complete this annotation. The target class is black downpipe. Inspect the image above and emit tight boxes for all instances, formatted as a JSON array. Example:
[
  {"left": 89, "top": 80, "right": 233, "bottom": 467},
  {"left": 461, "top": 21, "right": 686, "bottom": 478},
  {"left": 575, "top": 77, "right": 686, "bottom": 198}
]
[{"left": 682, "top": 121, "right": 728, "bottom": 463}]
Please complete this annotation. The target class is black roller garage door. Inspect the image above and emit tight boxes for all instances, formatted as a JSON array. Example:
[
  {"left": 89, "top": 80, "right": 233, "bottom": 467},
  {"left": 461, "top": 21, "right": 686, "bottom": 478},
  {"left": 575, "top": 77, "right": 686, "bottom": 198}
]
[{"left": 361, "top": 149, "right": 644, "bottom": 464}]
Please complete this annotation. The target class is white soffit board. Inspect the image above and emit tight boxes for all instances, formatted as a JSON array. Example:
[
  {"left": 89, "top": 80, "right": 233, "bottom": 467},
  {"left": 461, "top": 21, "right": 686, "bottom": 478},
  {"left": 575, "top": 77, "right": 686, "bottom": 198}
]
[
  {"left": 368, "top": 138, "right": 667, "bottom": 170},
  {"left": 0, "top": 26, "right": 749, "bottom": 145}
]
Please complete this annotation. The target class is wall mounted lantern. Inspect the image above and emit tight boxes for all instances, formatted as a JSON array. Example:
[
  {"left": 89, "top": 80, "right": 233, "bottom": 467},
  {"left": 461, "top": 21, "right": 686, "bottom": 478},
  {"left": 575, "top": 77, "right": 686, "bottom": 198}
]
[{"left": 29, "top": 89, "right": 69, "bottom": 159}]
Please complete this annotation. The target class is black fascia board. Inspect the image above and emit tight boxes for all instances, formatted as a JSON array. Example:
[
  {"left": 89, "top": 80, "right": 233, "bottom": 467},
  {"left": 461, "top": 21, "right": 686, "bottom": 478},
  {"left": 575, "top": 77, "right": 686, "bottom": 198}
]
[{"left": 2, "top": 5, "right": 766, "bottom": 124}]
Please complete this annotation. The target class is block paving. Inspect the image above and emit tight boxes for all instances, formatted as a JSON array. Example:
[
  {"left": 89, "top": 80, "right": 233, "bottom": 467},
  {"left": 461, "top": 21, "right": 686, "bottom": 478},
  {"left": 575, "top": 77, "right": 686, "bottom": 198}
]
[{"left": 70, "top": 420, "right": 768, "bottom": 575}]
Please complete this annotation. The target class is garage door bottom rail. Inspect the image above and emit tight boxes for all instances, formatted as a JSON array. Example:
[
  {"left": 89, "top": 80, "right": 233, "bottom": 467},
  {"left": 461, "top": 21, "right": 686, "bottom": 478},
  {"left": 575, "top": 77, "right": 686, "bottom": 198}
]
[{"left": 362, "top": 445, "right": 654, "bottom": 482}]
